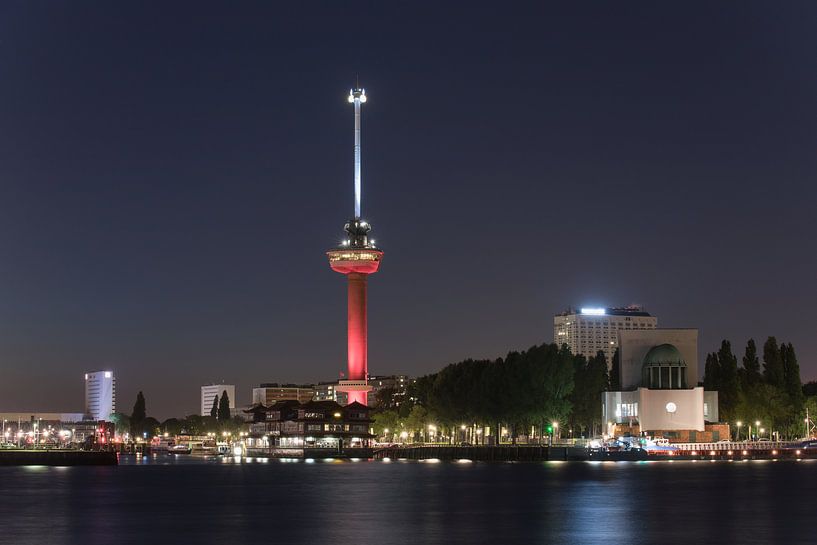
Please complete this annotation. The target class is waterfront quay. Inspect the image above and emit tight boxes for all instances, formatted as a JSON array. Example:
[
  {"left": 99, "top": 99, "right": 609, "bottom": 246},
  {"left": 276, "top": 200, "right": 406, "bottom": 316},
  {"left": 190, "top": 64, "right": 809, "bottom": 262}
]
[
  {"left": 375, "top": 445, "right": 587, "bottom": 462},
  {"left": 0, "top": 449, "right": 117, "bottom": 466},
  {"left": 374, "top": 441, "right": 817, "bottom": 462}
]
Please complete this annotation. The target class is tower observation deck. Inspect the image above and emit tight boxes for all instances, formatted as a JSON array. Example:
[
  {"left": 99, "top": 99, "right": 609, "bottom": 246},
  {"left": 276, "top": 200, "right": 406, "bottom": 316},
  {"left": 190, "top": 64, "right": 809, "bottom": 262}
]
[{"left": 326, "top": 85, "right": 383, "bottom": 406}]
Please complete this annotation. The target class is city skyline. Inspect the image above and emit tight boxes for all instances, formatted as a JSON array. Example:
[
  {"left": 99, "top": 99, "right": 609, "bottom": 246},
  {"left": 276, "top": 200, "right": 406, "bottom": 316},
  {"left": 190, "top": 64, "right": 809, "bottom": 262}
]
[{"left": 1, "top": 2, "right": 816, "bottom": 419}]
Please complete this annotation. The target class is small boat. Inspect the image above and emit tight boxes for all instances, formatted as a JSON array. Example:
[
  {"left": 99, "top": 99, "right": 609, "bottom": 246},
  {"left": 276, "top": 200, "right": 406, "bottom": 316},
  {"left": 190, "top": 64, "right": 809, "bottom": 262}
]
[{"left": 167, "top": 444, "right": 192, "bottom": 455}]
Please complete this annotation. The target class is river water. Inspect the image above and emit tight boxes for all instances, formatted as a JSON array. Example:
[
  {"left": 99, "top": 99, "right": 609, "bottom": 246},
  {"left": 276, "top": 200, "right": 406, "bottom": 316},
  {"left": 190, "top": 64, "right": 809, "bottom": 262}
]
[{"left": 1, "top": 455, "right": 815, "bottom": 544}]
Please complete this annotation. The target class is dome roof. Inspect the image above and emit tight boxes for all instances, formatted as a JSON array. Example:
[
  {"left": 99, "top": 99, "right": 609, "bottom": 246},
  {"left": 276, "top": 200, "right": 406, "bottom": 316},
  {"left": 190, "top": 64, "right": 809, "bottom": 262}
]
[{"left": 643, "top": 343, "right": 686, "bottom": 366}]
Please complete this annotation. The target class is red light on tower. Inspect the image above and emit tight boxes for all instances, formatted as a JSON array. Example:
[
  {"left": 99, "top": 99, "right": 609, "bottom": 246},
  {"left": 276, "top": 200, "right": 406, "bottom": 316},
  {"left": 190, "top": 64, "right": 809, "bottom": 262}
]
[{"left": 327, "top": 84, "right": 382, "bottom": 406}]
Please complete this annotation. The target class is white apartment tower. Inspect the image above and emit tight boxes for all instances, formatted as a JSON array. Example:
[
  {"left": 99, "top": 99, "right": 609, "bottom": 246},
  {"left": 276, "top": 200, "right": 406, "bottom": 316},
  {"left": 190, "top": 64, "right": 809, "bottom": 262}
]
[
  {"left": 85, "top": 370, "right": 116, "bottom": 421},
  {"left": 553, "top": 306, "right": 657, "bottom": 366},
  {"left": 201, "top": 384, "right": 236, "bottom": 416}
]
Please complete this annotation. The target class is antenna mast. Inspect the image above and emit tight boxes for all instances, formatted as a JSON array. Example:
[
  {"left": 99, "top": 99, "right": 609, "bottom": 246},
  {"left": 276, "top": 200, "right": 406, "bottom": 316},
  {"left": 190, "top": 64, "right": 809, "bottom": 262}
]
[{"left": 347, "top": 84, "right": 367, "bottom": 218}]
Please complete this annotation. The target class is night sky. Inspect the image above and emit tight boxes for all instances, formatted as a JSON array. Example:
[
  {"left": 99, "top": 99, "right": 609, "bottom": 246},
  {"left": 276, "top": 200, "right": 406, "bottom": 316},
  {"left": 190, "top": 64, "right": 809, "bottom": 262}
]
[{"left": 1, "top": 2, "right": 815, "bottom": 418}]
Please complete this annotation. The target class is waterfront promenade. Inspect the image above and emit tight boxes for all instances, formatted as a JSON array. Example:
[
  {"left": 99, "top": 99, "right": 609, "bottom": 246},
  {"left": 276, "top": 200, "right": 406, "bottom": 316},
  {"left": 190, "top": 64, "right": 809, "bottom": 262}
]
[{"left": 374, "top": 441, "right": 813, "bottom": 462}]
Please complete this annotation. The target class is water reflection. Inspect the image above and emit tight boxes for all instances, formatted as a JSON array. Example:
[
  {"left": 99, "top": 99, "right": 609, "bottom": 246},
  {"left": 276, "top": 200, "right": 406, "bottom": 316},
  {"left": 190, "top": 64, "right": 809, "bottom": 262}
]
[{"left": 0, "top": 458, "right": 814, "bottom": 544}]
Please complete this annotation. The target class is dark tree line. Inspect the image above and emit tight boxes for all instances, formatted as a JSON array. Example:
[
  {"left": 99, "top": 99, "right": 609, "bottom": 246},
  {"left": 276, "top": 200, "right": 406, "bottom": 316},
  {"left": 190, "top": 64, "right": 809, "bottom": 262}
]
[
  {"left": 376, "top": 343, "right": 612, "bottom": 442},
  {"left": 703, "top": 337, "right": 805, "bottom": 438}
]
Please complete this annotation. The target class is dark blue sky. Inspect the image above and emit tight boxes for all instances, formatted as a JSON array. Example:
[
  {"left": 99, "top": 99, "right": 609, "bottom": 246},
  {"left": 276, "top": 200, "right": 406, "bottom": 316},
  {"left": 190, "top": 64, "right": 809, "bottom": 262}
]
[{"left": 1, "top": 1, "right": 815, "bottom": 418}]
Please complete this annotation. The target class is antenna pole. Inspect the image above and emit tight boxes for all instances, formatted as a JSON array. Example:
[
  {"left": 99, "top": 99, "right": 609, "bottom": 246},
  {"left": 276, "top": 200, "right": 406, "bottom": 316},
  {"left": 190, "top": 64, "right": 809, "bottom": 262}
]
[
  {"left": 348, "top": 85, "right": 366, "bottom": 219},
  {"left": 354, "top": 95, "right": 361, "bottom": 218}
]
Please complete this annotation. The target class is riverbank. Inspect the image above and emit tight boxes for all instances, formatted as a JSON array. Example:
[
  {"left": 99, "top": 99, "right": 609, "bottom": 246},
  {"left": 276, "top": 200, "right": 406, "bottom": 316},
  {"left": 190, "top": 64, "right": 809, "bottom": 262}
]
[
  {"left": 373, "top": 443, "right": 817, "bottom": 462},
  {"left": 375, "top": 445, "right": 588, "bottom": 461},
  {"left": 0, "top": 450, "right": 118, "bottom": 466}
]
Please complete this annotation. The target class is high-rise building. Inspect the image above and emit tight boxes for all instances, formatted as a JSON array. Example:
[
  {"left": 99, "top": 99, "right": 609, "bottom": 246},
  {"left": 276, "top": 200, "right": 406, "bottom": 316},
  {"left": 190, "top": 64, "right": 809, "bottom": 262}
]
[
  {"left": 85, "top": 370, "right": 115, "bottom": 421},
  {"left": 252, "top": 383, "right": 314, "bottom": 405},
  {"left": 326, "top": 84, "right": 383, "bottom": 406},
  {"left": 201, "top": 384, "right": 235, "bottom": 416},
  {"left": 553, "top": 306, "right": 657, "bottom": 366}
]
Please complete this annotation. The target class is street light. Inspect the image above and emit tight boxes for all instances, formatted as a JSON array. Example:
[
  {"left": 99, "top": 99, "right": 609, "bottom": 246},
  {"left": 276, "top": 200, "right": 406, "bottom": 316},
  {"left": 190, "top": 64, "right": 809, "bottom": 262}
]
[{"left": 736, "top": 421, "right": 742, "bottom": 441}]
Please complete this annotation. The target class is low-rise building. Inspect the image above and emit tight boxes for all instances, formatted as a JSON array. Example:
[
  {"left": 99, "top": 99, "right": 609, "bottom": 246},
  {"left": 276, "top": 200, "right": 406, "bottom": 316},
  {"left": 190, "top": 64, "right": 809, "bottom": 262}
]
[
  {"left": 245, "top": 400, "right": 373, "bottom": 453},
  {"left": 368, "top": 375, "right": 409, "bottom": 408},
  {"left": 602, "top": 328, "right": 721, "bottom": 442},
  {"left": 0, "top": 412, "right": 110, "bottom": 445},
  {"left": 312, "top": 381, "right": 348, "bottom": 405},
  {"left": 252, "top": 383, "right": 315, "bottom": 405}
]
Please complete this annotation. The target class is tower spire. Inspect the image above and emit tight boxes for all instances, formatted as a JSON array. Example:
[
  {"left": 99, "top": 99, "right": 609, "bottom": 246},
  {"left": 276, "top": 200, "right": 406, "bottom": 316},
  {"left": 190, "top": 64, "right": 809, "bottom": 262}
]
[{"left": 347, "top": 83, "right": 367, "bottom": 219}]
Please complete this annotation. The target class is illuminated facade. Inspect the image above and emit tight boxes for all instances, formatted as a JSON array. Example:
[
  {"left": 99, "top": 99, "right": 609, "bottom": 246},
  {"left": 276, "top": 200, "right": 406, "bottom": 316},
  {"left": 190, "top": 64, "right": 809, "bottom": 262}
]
[
  {"left": 313, "top": 381, "right": 349, "bottom": 405},
  {"left": 368, "top": 375, "right": 410, "bottom": 408},
  {"left": 326, "top": 84, "right": 383, "bottom": 406},
  {"left": 85, "top": 370, "right": 115, "bottom": 421},
  {"left": 553, "top": 306, "right": 657, "bottom": 366},
  {"left": 245, "top": 400, "right": 373, "bottom": 452},
  {"left": 252, "top": 383, "right": 314, "bottom": 405},
  {"left": 602, "top": 329, "right": 721, "bottom": 440}
]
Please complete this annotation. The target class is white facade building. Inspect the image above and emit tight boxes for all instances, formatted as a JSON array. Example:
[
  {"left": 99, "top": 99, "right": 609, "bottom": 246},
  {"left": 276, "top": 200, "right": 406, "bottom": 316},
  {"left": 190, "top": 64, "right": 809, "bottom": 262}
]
[
  {"left": 602, "top": 329, "right": 719, "bottom": 436},
  {"left": 201, "top": 384, "right": 235, "bottom": 416},
  {"left": 553, "top": 306, "right": 657, "bottom": 366},
  {"left": 85, "top": 371, "right": 115, "bottom": 421}
]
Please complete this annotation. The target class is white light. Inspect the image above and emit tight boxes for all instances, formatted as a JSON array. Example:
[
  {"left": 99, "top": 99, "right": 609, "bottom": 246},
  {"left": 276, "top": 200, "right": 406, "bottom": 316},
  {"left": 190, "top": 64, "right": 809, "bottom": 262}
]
[
  {"left": 347, "top": 91, "right": 354, "bottom": 103},
  {"left": 104, "top": 371, "right": 112, "bottom": 378},
  {"left": 233, "top": 446, "right": 243, "bottom": 456},
  {"left": 359, "top": 94, "right": 367, "bottom": 103},
  {"left": 580, "top": 308, "right": 605, "bottom": 315},
  {"left": 665, "top": 402, "right": 677, "bottom": 414}
]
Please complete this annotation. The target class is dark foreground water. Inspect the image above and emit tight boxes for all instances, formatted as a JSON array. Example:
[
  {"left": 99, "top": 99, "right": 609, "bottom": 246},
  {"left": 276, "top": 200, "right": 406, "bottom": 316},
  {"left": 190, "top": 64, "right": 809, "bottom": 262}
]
[{"left": 1, "top": 455, "right": 816, "bottom": 545}]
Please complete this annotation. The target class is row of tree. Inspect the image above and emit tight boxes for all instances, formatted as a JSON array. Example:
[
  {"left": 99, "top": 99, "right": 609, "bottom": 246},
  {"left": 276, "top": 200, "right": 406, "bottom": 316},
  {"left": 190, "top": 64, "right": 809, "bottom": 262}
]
[
  {"left": 374, "top": 343, "right": 612, "bottom": 443},
  {"left": 107, "top": 390, "right": 244, "bottom": 439},
  {"left": 703, "top": 337, "right": 805, "bottom": 438}
]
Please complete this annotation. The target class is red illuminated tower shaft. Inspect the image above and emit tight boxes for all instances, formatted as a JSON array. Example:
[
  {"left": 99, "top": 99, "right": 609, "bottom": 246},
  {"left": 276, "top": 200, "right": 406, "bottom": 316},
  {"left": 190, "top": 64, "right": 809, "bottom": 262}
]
[
  {"left": 327, "top": 85, "right": 382, "bottom": 406},
  {"left": 346, "top": 272, "right": 368, "bottom": 403},
  {"left": 328, "top": 239, "right": 381, "bottom": 405}
]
